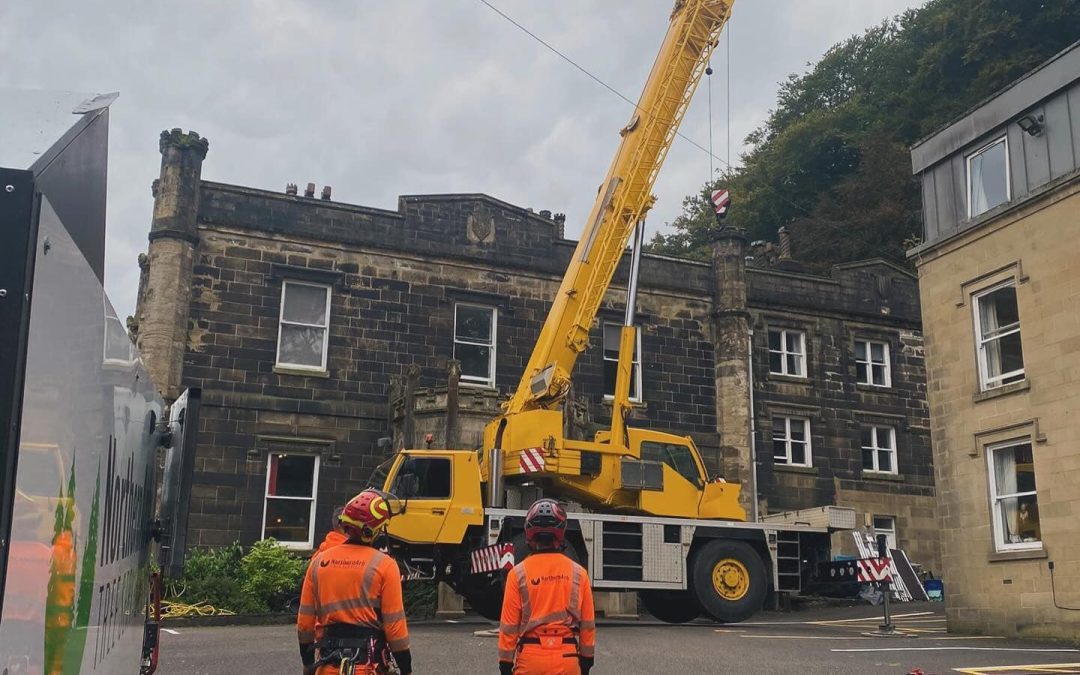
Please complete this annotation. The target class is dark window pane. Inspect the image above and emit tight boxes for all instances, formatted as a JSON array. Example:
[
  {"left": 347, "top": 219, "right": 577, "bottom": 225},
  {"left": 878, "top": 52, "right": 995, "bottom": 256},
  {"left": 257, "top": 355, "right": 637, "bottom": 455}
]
[
  {"left": 789, "top": 421, "right": 806, "bottom": 442},
  {"left": 998, "top": 495, "right": 1041, "bottom": 544},
  {"left": 860, "top": 427, "right": 873, "bottom": 448},
  {"left": 855, "top": 341, "right": 867, "bottom": 362},
  {"left": 856, "top": 362, "right": 869, "bottom": 383},
  {"left": 871, "top": 343, "right": 886, "bottom": 363},
  {"left": 786, "top": 332, "right": 801, "bottom": 353},
  {"left": 786, "top": 353, "right": 799, "bottom": 375},
  {"left": 773, "top": 440, "right": 788, "bottom": 462},
  {"left": 264, "top": 499, "right": 312, "bottom": 543},
  {"left": 980, "top": 285, "right": 1019, "bottom": 335},
  {"left": 877, "top": 429, "right": 894, "bottom": 450},
  {"left": 790, "top": 442, "right": 806, "bottom": 465},
  {"left": 878, "top": 450, "right": 892, "bottom": 473},
  {"left": 278, "top": 325, "right": 325, "bottom": 367},
  {"left": 604, "top": 360, "right": 618, "bottom": 395},
  {"left": 456, "top": 305, "right": 492, "bottom": 342},
  {"left": 772, "top": 418, "right": 787, "bottom": 436},
  {"left": 872, "top": 364, "right": 887, "bottom": 386},
  {"left": 282, "top": 283, "right": 328, "bottom": 325},
  {"left": 769, "top": 352, "right": 783, "bottom": 373},
  {"left": 997, "top": 332, "right": 1024, "bottom": 374},
  {"left": 862, "top": 448, "right": 875, "bottom": 470},
  {"left": 269, "top": 454, "right": 316, "bottom": 497},
  {"left": 456, "top": 343, "right": 491, "bottom": 381},
  {"left": 768, "top": 331, "right": 781, "bottom": 351},
  {"left": 393, "top": 457, "right": 452, "bottom": 499}
]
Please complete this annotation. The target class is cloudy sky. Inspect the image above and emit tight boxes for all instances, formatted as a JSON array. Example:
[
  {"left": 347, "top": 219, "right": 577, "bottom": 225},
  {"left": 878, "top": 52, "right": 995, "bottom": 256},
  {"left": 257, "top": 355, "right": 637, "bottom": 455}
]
[{"left": 2, "top": 0, "right": 925, "bottom": 321}]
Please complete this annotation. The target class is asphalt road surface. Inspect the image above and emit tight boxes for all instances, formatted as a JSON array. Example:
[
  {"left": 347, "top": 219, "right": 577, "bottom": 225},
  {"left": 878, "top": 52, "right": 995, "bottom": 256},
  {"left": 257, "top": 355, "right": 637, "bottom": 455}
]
[{"left": 157, "top": 603, "right": 1080, "bottom": 674}]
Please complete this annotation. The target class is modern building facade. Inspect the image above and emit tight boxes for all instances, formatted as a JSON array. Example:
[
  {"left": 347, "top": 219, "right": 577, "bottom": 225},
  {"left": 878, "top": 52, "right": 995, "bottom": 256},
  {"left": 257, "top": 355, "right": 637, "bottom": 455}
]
[
  {"left": 909, "top": 42, "right": 1080, "bottom": 639},
  {"left": 132, "top": 128, "right": 938, "bottom": 578}
]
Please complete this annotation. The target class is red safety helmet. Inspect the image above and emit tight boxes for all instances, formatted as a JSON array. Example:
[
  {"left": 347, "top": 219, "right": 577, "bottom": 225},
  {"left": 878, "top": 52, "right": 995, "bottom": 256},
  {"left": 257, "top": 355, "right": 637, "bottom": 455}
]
[
  {"left": 524, "top": 498, "right": 568, "bottom": 550},
  {"left": 339, "top": 489, "right": 397, "bottom": 543}
]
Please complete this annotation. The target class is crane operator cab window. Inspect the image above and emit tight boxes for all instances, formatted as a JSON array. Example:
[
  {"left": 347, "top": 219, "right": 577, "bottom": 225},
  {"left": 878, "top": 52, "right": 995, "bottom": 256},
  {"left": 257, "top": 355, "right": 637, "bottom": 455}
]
[
  {"left": 391, "top": 456, "right": 452, "bottom": 500},
  {"left": 640, "top": 441, "right": 704, "bottom": 489}
]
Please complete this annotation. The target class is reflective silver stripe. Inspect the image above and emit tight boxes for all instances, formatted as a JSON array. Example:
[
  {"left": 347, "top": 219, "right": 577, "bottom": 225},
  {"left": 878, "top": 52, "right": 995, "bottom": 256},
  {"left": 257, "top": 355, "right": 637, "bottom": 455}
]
[
  {"left": 579, "top": 644, "right": 595, "bottom": 658},
  {"left": 523, "top": 610, "right": 571, "bottom": 635},
  {"left": 387, "top": 637, "right": 410, "bottom": 652},
  {"left": 361, "top": 551, "right": 387, "bottom": 605},
  {"left": 382, "top": 610, "right": 406, "bottom": 623},
  {"left": 298, "top": 603, "right": 317, "bottom": 616},
  {"left": 499, "top": 622, "right": 520, "bottom": 635},
  {"left": 568, "top": 566, "right": 583, "bottom": 622},
  {"left": 514, "top": 563, "right": 532, "bottom": 636},
  {"left": 579, "top": 620, "right": 596, "bottom": 631},
  {"left": 498, "top": 649, "right": 516, "bottom": 661},
  {"left": 310, "top": 561, "right": 322, "bottom": 615},
  {"left": 298, "top": 630, "right": 316, "bottom": 643},
  {"left": 321, "top": 597, "right": 380, "bottom": 615}
]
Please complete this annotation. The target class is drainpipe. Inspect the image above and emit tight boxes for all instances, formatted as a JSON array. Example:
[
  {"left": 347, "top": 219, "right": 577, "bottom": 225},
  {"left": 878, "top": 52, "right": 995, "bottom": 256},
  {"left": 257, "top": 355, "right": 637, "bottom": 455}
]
[{"left": 747, "top": 328, "right": 759, "bottom": 522}]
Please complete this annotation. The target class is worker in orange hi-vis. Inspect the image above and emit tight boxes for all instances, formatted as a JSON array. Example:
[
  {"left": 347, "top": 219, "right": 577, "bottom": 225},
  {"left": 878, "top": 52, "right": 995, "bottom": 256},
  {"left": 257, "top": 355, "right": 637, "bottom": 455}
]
[
  {"left": 498, "top": 498, "right": 596, "bottom": 675},
  {"left": 297, "top": 489, "right": 412, "bottom": 675}
]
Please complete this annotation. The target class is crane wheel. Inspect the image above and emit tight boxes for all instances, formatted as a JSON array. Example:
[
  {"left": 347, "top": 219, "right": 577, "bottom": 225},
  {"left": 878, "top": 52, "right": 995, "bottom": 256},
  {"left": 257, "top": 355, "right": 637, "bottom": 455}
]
[
  {"left": 640, "top": 590, "right": 701, "bottom": 624},
  {"left": 689, "top": 539, "right": 767, "bottom": 623}
]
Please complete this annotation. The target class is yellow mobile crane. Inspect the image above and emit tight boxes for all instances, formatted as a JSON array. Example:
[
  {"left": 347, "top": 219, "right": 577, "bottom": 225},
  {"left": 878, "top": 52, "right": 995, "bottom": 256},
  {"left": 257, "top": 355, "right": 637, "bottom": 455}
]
[{"left": 372, "top": 0, "right": 854, "bottom": 623}]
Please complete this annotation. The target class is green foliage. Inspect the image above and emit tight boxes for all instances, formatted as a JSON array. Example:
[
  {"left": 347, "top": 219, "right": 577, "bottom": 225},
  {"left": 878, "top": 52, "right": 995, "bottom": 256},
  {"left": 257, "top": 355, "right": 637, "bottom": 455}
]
[
  {"left": 167, "top": 539, "right": 306, "bottom": 614},
  {"left": 647, "top": 0, "right": 1080, "bottom": 266},
  {"left": 240, "top": 538, "right": 307, "bottom": 612}
]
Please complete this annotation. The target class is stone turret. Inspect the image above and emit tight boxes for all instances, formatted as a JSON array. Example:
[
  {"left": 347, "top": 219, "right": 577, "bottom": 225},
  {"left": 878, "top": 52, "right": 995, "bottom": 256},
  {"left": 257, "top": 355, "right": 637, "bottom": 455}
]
[
  {"left": 135, "top": 129, "right": 208, "bottom": 401},
  {"left": 709, "top": 228, "right": 755, "bottom": 518}
]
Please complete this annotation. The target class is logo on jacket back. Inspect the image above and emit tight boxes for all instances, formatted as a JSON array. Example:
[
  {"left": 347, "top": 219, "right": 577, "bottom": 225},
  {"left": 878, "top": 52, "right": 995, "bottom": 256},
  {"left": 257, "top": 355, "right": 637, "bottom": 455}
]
[
  {"left": 529, "top": 574, "right": 570, "bottom": 586},
  {"left": 320, "top": 560, "right": 331, "bottom": 567}
]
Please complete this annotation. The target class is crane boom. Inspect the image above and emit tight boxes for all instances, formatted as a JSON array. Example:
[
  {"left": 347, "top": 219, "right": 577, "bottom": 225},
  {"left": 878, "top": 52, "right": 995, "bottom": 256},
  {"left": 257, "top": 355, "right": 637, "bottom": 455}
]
[{"left": 506, "top": 0, "right": 734, "bottom": 415}]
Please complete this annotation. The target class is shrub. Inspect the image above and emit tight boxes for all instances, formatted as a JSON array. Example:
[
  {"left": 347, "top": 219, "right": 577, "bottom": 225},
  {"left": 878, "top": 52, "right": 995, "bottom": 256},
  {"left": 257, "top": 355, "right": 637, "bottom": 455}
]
[
  {"left": 166, "top": 539, "right": 305, "bottom": 614},
  {"left": 403, "top": 580, "right": 439, "bottom": 620},
  {"left": 240, "top": 538, "right": 307, "bottom": 612}
]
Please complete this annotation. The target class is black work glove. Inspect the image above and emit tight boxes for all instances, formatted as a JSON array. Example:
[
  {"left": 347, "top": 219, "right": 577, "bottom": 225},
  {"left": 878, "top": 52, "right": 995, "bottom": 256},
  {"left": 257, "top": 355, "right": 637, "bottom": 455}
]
[
  {"left": 580, "top": 656, "right": 594, "bottom": 675},
  {"left": 499, "top": 660, "right": 514, "bottom": 675}
]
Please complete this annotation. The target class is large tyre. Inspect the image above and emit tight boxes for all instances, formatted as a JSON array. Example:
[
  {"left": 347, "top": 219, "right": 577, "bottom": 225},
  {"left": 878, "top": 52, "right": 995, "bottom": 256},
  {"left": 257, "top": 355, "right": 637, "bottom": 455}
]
[
  {"left": 640, "top": 590, "right": 701, "bottom": 624},
  {"left": 689, "top": 539, "right": 767, "bottom": 623},
  {"left": 463, "top": 589, "right": 504, "bottom": 621}
]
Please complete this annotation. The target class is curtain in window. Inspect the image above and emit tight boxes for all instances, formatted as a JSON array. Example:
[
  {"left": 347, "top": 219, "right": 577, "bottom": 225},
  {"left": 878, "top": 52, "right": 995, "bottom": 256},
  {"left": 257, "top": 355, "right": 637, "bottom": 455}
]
[
  {"left": 971, "top": 153, "right": 990, "bottom": 216},
  {"left": 994, "top": 448, "right": 1019, "bottom": 543},
  {"left": 980, "top": 298, "right": 1002, "bottom": 381}
]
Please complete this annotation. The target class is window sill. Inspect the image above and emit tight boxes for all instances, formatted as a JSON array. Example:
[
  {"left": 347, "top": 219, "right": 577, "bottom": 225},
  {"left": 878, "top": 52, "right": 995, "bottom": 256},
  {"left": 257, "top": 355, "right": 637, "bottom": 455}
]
[
  {"left": 988, "top": 547, "right": 1046, "bottom": 563},
  {"left": 602, "top": 397, "right": 647, "bottom": 410},
  {"left": 774, "top": 464, "right": 817, "bottom": 475},
  {"left": 767, "top": 373, "right": 810, "bottom": 384},
  {"left": 855, "top": 383, "right": 893, "bottom": 392},
  {"left": 460, "top": 381, "right": 496, "bottom": 390},
  {"left": 973, "top": 378, "right": 1030, "bottom": 403},
  {"left": 274, "top": 365, "right": 330, "bottom": 378},
  {"left": 861, "top": 471, "right": 904, "bottom": 482}
]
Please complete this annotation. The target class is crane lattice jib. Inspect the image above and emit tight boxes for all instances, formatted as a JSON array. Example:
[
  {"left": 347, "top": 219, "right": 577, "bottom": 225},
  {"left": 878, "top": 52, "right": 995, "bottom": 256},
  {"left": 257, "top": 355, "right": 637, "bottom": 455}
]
[{"left": 506, "top": 0, "right": 733, "bottom": 414}]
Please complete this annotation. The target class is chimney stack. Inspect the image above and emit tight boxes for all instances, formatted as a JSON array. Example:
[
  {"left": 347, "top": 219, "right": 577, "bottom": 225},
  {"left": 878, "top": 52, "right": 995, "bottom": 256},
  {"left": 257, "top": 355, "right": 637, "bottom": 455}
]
[
  {"left": 778, "top": 226, "right": 792, "bottom": 260},
  {"left": 321, "top": 185, "right": 332, "bottom": 200},
  {"left": 554, "top": 213, "right": 566, "bottom": 238},
  {"left": 305, "top": 182, "right": 316, "bottom": 198},
  {"left": 539, "top": 209, "right": 552, "bottom": 219},
  {"left": 286, "top": 183, "right": 298, "bottom": 196}
]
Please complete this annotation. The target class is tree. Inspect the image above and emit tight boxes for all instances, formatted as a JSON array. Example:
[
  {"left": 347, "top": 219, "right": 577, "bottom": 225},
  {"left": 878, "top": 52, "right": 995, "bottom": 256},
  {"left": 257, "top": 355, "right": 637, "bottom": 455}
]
[{"left": 648, "top": 0, "right": 1080, "bottom": 265}]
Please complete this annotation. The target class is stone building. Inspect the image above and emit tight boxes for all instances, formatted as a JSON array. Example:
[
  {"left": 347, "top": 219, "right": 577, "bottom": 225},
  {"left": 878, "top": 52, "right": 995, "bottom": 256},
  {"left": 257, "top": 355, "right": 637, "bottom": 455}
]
[
  {"left": 132, "top": 128, "right": 938, "bottom": 577},
  {"left": 909, "top": 43, "right": 1080, "bottom": 640}
]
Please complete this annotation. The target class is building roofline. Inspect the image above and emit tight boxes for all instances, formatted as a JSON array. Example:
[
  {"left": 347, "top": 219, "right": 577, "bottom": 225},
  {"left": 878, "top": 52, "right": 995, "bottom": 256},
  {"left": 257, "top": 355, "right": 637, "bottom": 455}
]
[
  {"left": 910, "top": 40, "right": 1080, "bottom": 174},
  {"left": 831, "top": 257, "right": 917, "bottom": 280}
]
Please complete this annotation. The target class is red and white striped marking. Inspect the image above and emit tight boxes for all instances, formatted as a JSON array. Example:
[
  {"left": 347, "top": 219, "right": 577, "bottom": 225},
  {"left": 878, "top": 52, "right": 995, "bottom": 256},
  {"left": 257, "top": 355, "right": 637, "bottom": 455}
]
[
  {"left": 519, "top": 447, "right": 546, "bottom": 474},
  {"left": 857, "top": 557, "right": 893, "bottom": 582},
  {"left": 711, "top": 189, "right": 730, "bottom": 215},
  {"left": 470, "top": 543, "right": 515, "bottom": 574}
]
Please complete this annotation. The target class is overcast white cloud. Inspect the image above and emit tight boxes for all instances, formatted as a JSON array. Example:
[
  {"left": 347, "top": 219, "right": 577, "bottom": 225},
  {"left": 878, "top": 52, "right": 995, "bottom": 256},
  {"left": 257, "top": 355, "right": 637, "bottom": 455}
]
[{"left": 1, "top": 0, "right": 924, "bottom": 321}]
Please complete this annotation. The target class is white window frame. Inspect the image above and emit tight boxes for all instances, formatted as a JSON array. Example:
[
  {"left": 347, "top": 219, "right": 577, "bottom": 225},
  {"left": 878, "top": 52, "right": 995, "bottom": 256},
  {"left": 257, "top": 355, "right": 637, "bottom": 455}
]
[
  {"left": 987, "top": 440, "right": 1041, "bottom": 553},
  {"left": 453, "top": 303, "right": 497, "bottom": 388},
  {"left": 768, "top": 329, "right": 807, "bottom": 378},
  {"left": 872, "top": 515, "right": 897, "bottom": 551},
  {"left": 261, "top": 452, "right": 320, "bottom": 550},
  {"left": 275, "top": 280, "right": 332, "bottom": 371},
  {"left": 973, "top": 280, "right": 1024, "bottom": 391},
  {"left": 772, "top": 416, "right": 812, "bottom": 467},
  {"left": 861, "top": 425, "right": 898, "bottom": 475},
  {"left": 603, "top": 322, "right": 643, "bottom": 403},
  {"left": 855, "top": 339, "right": 891, "bottom": 387},
  {"left": 966, "top": 136, "right": 1010, "bottom": 218}
]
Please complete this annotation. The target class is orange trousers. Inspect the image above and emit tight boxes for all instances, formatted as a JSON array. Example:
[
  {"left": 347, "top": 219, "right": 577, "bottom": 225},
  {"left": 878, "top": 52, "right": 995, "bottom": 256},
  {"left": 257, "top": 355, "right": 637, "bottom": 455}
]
[{"left": 513, "top": 642, "right": 581, "bottom": 675}]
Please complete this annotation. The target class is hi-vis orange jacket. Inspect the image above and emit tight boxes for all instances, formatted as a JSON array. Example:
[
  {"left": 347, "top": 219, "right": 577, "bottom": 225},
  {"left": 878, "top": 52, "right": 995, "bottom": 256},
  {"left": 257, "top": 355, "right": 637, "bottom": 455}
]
[
  {"left": 297, "top": 543, "right": 410, "bottom": 656},
  {"left": 498, "top": 552, "right": 596, "bottom": 667},
  {"left": 314, "top": 530, "right": 347, "bottom": 556}
]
